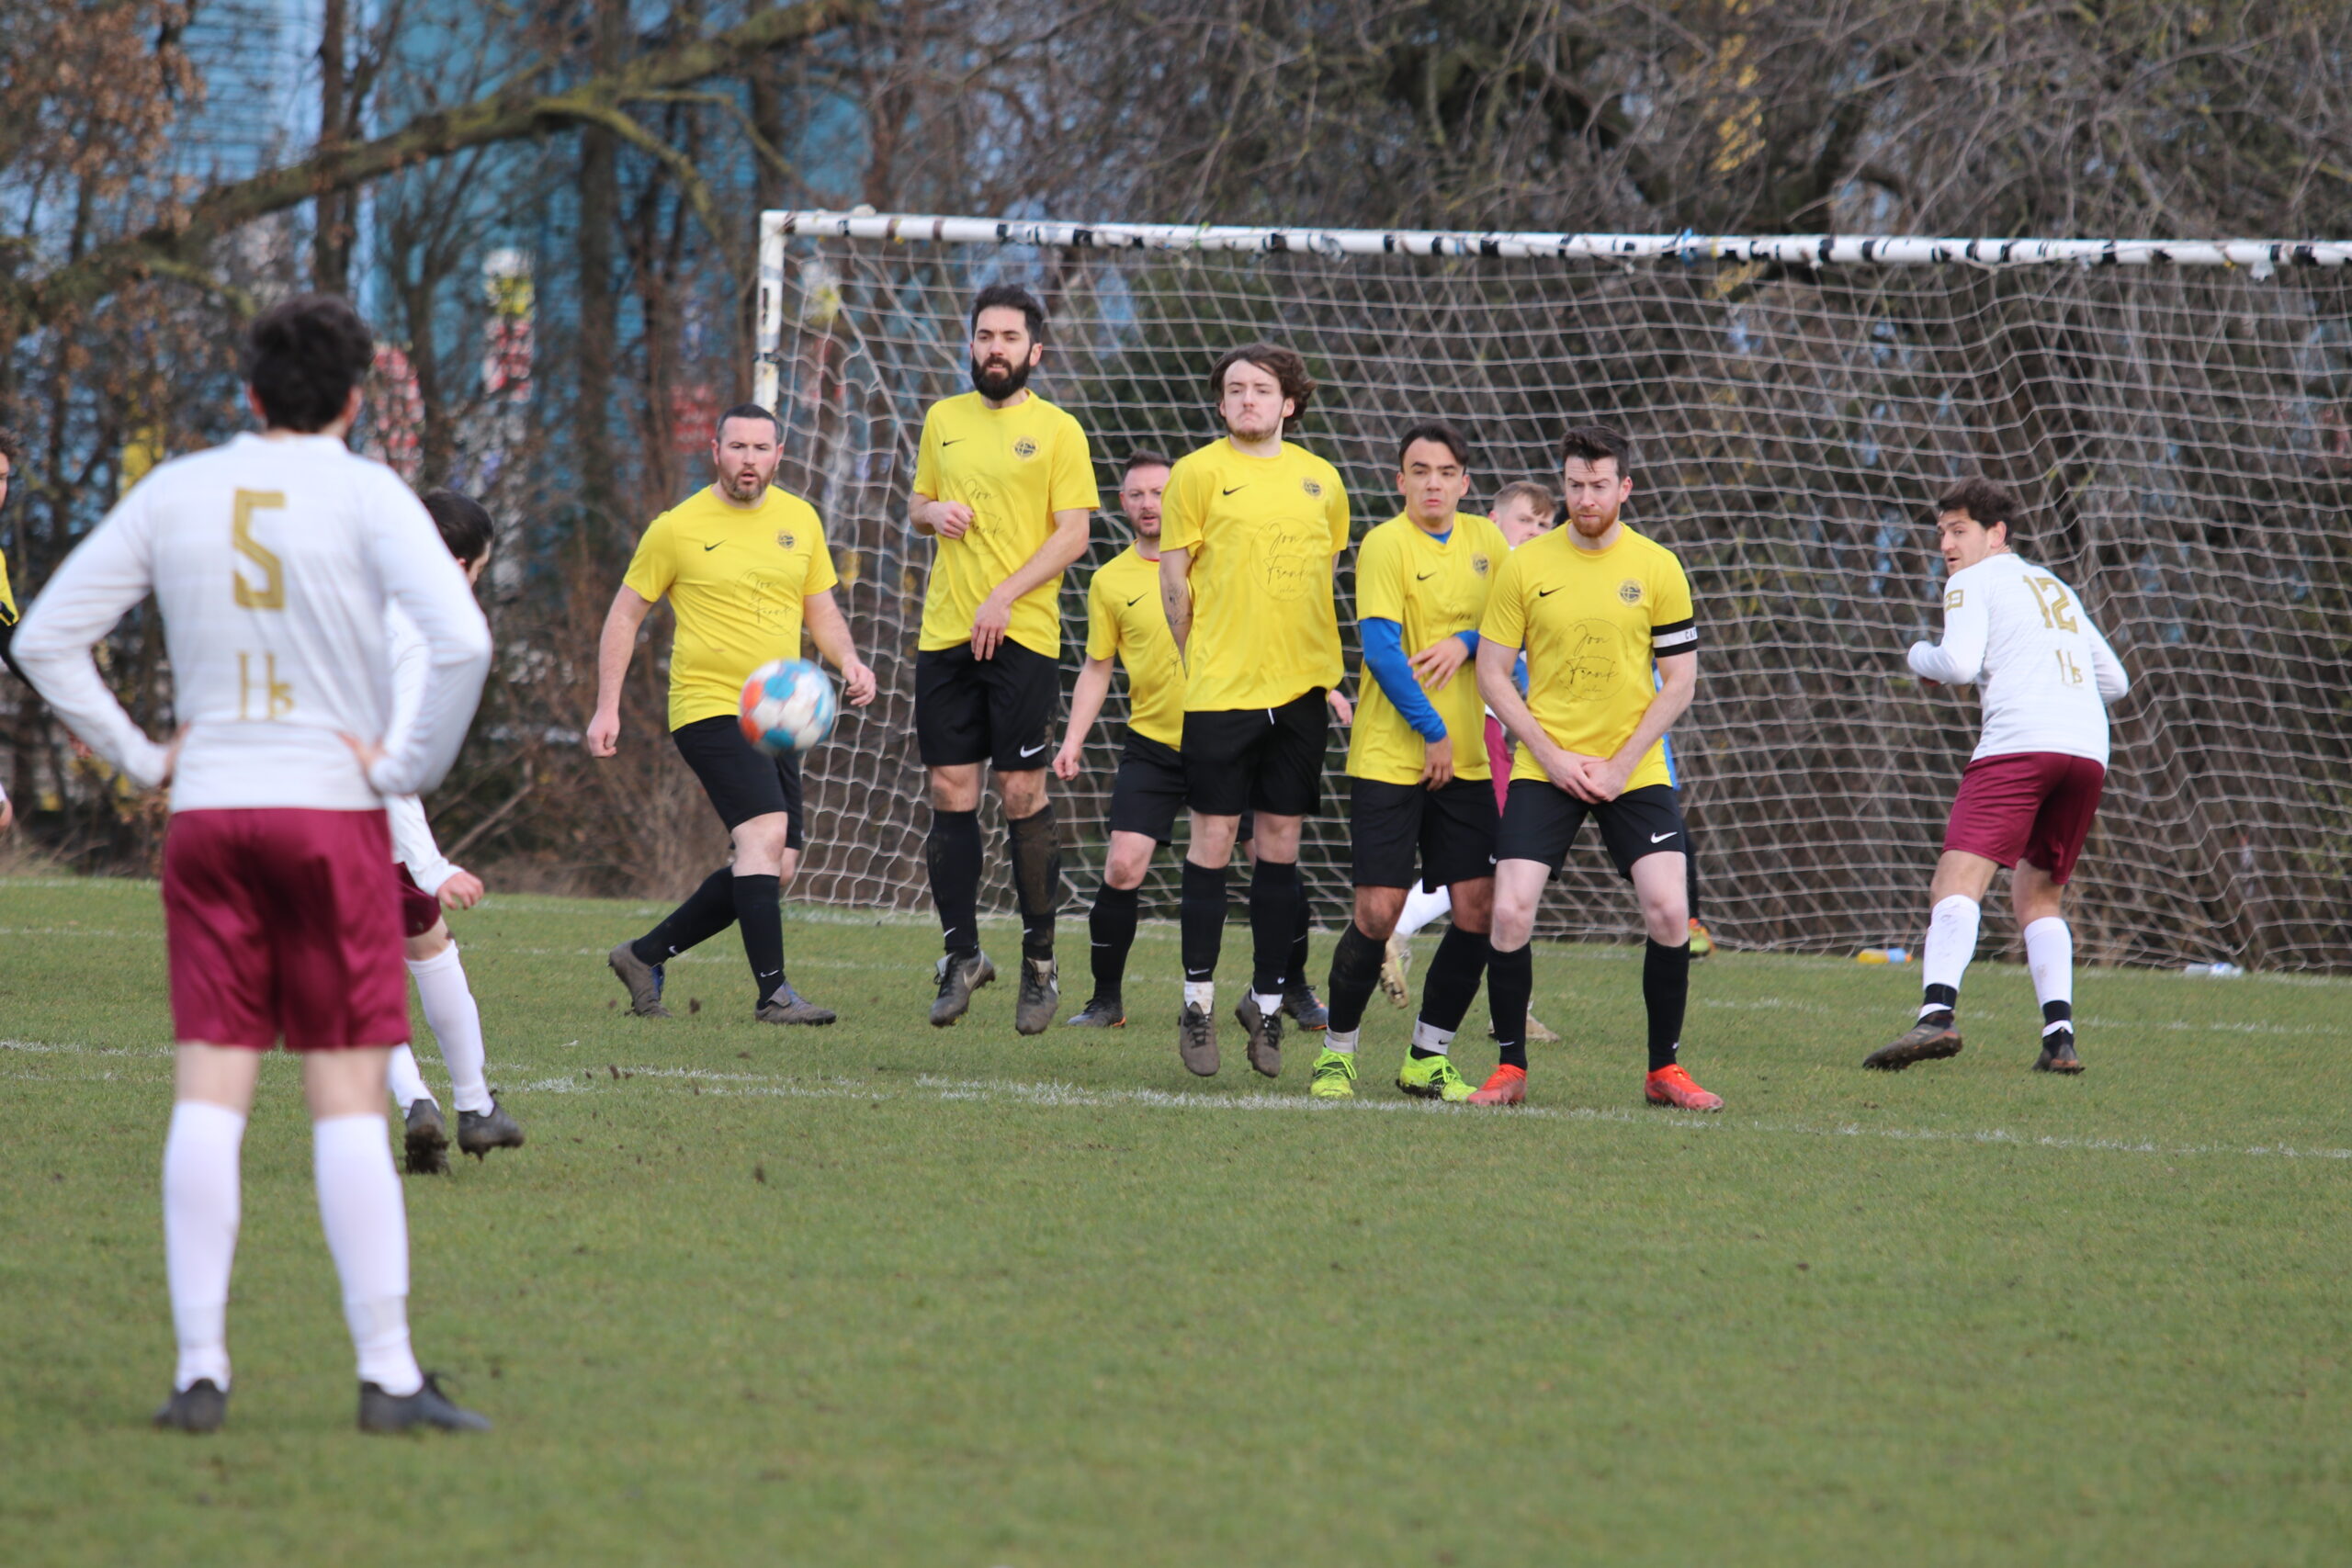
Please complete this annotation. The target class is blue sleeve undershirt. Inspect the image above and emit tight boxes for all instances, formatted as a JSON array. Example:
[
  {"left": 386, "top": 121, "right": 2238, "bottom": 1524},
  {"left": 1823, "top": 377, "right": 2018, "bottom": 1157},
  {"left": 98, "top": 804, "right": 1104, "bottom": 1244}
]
[{"left": 1362, "top": 618, "right": 1469, "bottom": 744}]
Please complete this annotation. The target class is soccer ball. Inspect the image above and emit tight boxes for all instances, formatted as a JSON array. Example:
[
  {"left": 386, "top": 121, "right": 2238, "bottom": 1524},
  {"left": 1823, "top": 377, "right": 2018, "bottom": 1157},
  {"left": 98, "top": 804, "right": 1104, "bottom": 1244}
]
[{"left": 738, "top": 659, "right": 838, "bottom": 755}]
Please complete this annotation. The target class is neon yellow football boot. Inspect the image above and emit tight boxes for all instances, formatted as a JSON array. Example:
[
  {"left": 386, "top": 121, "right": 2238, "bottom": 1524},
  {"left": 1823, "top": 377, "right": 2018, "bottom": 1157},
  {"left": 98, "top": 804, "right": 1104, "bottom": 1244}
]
[
  {"left": 1308, "top": 1046, "right": 1358, "bottom": 1100},
  {"left": 1396, "top": 1053, "right": 1476, "bottom": 1103}
]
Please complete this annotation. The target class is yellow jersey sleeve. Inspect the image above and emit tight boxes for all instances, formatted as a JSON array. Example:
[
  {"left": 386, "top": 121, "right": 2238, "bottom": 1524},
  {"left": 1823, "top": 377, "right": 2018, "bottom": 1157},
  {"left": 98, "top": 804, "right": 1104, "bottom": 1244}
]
[
  {"left": 1159, "top": 454, "right": 1206, "bottom": 557},
  {"left": 1354, "top": 521, "right": 1408, "bottom": 624},
  {"left": 1049, "top": 408, "right": 1098, "bottom": 515},
  {"left": 1651, "top": 553, "right": 1696, "bottom": 652},
  {"left": 912, "top": 404, "right": 943, "bottom": 500},
  {"left": 0, "top": 551, "right": 16, "bottom": 626},
  {"left": 806, "top": 523, "right": 841, "bottom": 599},
  {"left": 1479, "top": 547, "right": 1529, "bottom": 650},
  {"left": 620, "top": 513, "right": 677, "bottom": 604},
  {"left": 1326, "top": 470, "right": 1351, "bottom": 556},
  {"left": 1085, "top": 568, "right": 1117, "bottom": 662}
]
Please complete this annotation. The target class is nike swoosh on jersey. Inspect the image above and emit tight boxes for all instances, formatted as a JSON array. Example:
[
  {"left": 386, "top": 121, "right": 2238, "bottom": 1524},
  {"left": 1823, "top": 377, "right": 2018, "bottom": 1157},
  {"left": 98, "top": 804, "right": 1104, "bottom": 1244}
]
[
  {"left": 1126, "top": 594, "right": 1147, "bottom": 606},
  {"left": 942, "top": 438, "right": 966, "bottom": 446},
  {"left": 1538, "top": 586, "right": 1561, "bottom": 597},
  {"left": 703, "top": 541, "right": 723, "bottom": 551},
  {"left": 1650, "top": 830, "right": 1678, "bottom": 843},
  {"left": 1416, "top": 570, "right": 1437, "bottom": 581},
  {"left": 1221, "top": 485, "right": 1247, "bottom": 495}
]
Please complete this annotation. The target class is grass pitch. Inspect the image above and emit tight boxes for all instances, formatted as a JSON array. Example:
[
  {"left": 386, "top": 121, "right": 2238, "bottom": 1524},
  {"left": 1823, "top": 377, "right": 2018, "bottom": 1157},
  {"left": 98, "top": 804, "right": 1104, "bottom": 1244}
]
[{"left": 3, "top": 874, "right": 2348, "bottom": 1566}]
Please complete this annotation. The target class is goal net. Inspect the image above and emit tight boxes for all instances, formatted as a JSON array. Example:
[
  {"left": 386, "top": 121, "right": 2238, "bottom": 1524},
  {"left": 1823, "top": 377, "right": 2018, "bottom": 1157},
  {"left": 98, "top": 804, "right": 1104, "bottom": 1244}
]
[{"left": 755, "top": 210, "right": 2352, "bottom": 972}]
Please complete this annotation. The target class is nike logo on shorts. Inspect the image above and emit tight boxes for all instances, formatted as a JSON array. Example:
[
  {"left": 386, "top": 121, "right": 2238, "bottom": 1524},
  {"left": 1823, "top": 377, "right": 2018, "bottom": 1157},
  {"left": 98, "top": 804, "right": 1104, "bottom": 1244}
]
[
  {"left": 1651, "top": 831, "right": 1678, "bottom": 843},
  {"left": 1019, "top": 741, "right": 1047, "bottom": 758}
]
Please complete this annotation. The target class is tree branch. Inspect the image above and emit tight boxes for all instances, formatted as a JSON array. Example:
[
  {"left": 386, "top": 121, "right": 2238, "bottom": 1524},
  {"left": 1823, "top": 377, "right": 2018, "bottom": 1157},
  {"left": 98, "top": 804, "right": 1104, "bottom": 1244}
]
[{"left": 10, "top": 0, "right": 867, "bottom": 327}]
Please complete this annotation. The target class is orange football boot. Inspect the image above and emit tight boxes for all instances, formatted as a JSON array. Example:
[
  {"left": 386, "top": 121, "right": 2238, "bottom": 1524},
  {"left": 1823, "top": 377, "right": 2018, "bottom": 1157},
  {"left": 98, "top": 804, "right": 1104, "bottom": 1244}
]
[
  {"left": 1645, "top": 1064, "right": 1724, "bottom": 1111},
  {"left": 1467, "top": 1065, "right": 1527, "bottom": 1106}
]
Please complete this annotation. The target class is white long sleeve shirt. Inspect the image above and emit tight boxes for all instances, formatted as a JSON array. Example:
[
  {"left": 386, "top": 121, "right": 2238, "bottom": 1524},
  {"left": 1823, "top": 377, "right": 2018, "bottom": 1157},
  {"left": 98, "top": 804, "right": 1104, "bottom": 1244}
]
[
  {"left": 383, "top": 604, "right": 462, "bottom": 892},
  {"left": 1906, "top": 551, "right": 2129, "bottom": 766},
  {"left": 14, "top": 432, "right": 490, "bottom": 811}
]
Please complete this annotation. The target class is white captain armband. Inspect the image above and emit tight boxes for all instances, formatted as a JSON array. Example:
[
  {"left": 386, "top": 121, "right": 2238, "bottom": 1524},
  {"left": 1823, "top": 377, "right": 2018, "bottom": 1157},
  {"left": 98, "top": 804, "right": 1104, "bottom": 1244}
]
[{"left": 1652, "top": 616, "right": 1699, "bottom": 654}]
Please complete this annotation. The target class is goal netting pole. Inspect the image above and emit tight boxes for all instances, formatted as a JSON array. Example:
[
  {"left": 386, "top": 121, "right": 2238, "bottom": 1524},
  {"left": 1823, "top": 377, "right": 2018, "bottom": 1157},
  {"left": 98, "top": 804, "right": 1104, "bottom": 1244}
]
[{"left": 754, "top": 209, "right": 2352, "bottom": 971}]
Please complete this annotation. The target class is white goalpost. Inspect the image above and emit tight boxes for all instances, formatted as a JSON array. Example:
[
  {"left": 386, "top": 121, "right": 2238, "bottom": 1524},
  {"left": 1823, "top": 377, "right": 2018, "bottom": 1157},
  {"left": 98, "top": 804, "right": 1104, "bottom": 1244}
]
[{"left": 754, "top": 209, "right": 2352, "bottom": 970}]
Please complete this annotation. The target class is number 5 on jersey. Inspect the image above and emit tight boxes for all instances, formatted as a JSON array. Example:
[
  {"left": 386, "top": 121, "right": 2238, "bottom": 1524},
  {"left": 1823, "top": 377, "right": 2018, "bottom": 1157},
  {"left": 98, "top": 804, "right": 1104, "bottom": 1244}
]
[{"left": 232, "top": 490, "right": 287, "bottom": 609}]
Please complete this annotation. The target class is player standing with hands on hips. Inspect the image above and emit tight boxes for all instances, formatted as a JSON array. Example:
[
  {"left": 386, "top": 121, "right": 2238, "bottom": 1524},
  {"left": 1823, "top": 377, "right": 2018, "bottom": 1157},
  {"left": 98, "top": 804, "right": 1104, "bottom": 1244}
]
[
  {"left": 15, "top": 295, "right": 495, "bottom": 1432},
  {"left": 908, "top": 285, "right": 1097, "bottom": 1033},
  {"left": 1864, "top": 479, "right": 2128, "bottom": 1075},
  {"left": 589, "top": 404, "right": 877, "bottom": 1026}
]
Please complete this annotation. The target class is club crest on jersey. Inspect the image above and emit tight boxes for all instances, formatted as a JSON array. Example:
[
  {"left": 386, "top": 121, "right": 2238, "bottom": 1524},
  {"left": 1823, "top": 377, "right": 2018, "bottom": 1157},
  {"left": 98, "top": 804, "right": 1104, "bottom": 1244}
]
[
  {"left": 1300, "top": 478, "right": 1322, "bottom": 498},
  {"left": 1617, "top": 579, "right": 1644, "bottom": 605},
  {"left": 1471, "top": 554, "right": 1490, "bottom": 576},
  {"left": 776, "top": 531, "right": 797, "bottom": 551},
  {"left": 1012, "top": 436, "right": 1039, "bottom": 460}
]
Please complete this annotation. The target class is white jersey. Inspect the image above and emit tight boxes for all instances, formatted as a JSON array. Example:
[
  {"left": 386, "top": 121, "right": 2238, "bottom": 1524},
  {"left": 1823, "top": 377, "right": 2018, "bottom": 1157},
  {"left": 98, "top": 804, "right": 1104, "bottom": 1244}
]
[
  {"left": 15, "top": 432, "right": 490, "bottom": 812},
  {"left": 384, "top": 604, "right": 461, "bottom": 893},
  {"left": 1907, "top": 551, "right": 2129, "bottom": 766}
]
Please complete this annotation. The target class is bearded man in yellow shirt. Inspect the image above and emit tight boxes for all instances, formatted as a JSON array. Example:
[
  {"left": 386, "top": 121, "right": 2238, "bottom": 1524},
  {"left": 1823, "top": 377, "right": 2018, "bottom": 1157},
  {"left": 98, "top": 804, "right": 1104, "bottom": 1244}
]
[
  {"left": 1159, "top": 343, "right": 1352, "bottom": 1078},
  {"left": 1470, "top": 425, "right": 1721, "bottom": 1112},
  {"left": 588, "top": 404, "right": 877, "bottom": 1025},
  {"left": 908, "top": 284, "right": 1099, "bottom": 1033}
]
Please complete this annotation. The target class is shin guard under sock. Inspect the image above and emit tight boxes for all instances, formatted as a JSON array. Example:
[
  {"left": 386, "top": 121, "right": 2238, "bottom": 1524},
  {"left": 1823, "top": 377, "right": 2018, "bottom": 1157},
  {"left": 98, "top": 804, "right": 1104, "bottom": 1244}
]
[
  {"left": 1248, "top": 858, "right": 1299, "bottom": 999},
  {"left": 1006, "top": 805, "right": 1062, "bottom": 963},
  {"left": 927, "top": 808, "right": 984, "bottom": 958},
  {"left": 164, "top": 1101, "right": 245, "bottom": 1392},
  {"left": 1417, "top": 924, "right": 1491, "bottom": 1036},
  {"left": 632, "top": 866, "right": 736, "bottom": 964},
  {"left": 1089, "top": 881, "right": 1139, "bottom": 999},
  {"left": 312, "top": 1114, "right": 422, "bottom": 1396},
  {"left": 1284, "top": 877, "right": 1314, "bottom": 989},
  {"left": 1323, "top": 921, "right": 1387, "bottom": 1036},
  {"left": 1642, "top": 938, "right": 1690, "bottom": 1072},
  {"left": 1488, "top": 943, "right": 1534, "bottom": 1071},
  {"left": 732, "top": 873, "right": 786, "bottom": 1002},
  {"left": 1180, "top": 860, "right": 1227, "bottom": 985}
]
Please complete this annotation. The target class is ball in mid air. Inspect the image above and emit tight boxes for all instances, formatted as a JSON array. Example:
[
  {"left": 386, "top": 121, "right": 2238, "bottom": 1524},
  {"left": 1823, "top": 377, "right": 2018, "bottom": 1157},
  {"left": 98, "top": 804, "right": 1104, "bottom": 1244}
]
[{"left": 739, "top": 659, "right": 838, "bottom": 755}]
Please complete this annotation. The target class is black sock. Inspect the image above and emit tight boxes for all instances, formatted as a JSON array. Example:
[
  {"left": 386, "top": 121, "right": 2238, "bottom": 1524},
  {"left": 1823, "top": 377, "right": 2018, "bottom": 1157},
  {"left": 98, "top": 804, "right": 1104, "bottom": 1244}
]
[
  {"left": 1488, "top": 943, "right": 1533, "bottom": 1071},
  {"left": 1090, "top": 881, "right": 1139, "bottom": 1000},
  {"left": 1248, "top": 857, "right": 1299, "bottom": 998},
  {"left": 1921, "top": 982, "right": 1958, "bottom": 1017},
  {"left": 1180, "top": 859, "right": 1227, "bottom": 984},
  {"left": 733, "top": 873, "right": 785, "bottom": 1002},
  {"left": 1006, "top": 804, "right": 1061, "bottom": 963},
  {"left": 926, "top": 807, "right": 984, "bottom": 959},
  {"left": 632, "top": 867, "right": 737, "bottom": 964},
  {"left": 1685, "top": 840, "right": 1702, "bottom": 925},
  {"left": 1417, "top": 923, "right": 1490, "bottom": 1034},
  {"left": 1323, "top": 921, "right": 1386, "bottom": 1035},
  {"left": 1283, "top": 875, "right": 1313, "bottom": 990},
  {"left": 1643, "top": 938, "right": 1690, "bottom": 1072}
]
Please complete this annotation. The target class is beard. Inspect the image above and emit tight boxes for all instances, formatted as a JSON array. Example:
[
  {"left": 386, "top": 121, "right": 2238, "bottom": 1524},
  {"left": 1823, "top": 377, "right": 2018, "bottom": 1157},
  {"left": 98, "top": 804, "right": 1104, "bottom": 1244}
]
[
  {"left": 1225, "top": 414, "right": 1282, "bottom": 445},
  {"left": 969, "top": 353, "right": 1035, "bottom": 400},
  {"left": 719, "top": 468, "right": 771, "bottom": 504}
]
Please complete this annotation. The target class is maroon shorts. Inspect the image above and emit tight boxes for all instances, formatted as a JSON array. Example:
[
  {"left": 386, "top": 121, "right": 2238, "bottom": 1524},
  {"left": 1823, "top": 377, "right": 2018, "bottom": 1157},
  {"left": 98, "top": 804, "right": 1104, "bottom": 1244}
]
[
  {"left": 162, "top": 808, "right": 412, "bottom": 1051},
  {"left": 395, "top": 863, "right": 443, "bottom": 940},
  {"left": 1942, "top": 751, "right": 2107, "bottom": 886},
  {"left": 1484, "top": 716, "right": 1511, "bottom": 815}
]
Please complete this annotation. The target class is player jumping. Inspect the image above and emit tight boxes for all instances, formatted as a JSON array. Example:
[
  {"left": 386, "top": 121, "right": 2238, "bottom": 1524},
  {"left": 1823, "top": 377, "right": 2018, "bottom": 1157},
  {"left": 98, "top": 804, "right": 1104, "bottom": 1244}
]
[
  {"left": 16, "top": 295, "right": 495, "bottom": 1431},
  {"left": 589, "top": 404, "right": 877, "bottom": 1026},
  {"left": 1864, "top": 479, "right": 2128, "bottom": 1075},
  {"left": 1159, "top": 342, "right": 1352, "bottom": 1077},
  {"left": 1471, "top": 425, "right": 1721, "bottom": 1111},
  {"left": 909, "top": 285, "right": 1097, "bottom": 1032}
]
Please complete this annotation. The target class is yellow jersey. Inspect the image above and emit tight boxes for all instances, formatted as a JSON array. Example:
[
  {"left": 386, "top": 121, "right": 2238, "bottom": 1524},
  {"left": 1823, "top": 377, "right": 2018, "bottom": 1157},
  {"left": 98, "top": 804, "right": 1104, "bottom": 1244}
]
[
  {"left": 912, "top": 391, "right": 1098, "bottom": 659},
  {"left": 1083, "top": 543, "right": 1187, "bottom": 749},
  {"left": 1346, "top": 511, "right": 1508, "bottom": 784},
  {"left": 0, "top": 550, "right": 14, "bottom": 626},
  {"left": 1477, "top": 525, "right": 1697, "bottom": 791},
  {"left": 622, "top": 484, "right": 839, "bottom": 731},
  {"left": 1159, "top": 438, "right": 1350, "bottom": 711}
]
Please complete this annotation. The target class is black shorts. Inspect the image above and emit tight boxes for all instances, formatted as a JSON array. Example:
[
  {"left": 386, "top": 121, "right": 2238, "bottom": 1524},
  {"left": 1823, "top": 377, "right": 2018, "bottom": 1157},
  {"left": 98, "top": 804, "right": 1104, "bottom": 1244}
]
[
  {"left": 1495, "top": 779, "right": 1683, "bottom": 880},
  {"left": 673, "top": 716, "right": 807, "bottom": 846},
  {"left": 1182, "top": 691, "right": 1328, "bottom": 818},
  {"left": 1107, "top": 729, "right": 1189, "bottom": 843},
  {"left": 1350, "top": 776, "right": 1501, "bottom": 890},
  {"left": 914, "top": 641, "right": 1058, "bottom": 772}
]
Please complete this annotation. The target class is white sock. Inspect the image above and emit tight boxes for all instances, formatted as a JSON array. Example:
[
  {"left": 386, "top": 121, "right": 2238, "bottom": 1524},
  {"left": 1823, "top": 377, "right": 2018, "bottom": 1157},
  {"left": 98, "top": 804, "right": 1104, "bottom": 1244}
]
[
  {"left": 1325, "top": 1027, "right": 1359, "bottom": 1055},
  {"left": 311, "top": 1114, "right": 423, "bottom": 1396},
  {"left": 1396, "top": 882, "right": 1453, "bottom": 939},
  {"left": 1251, "top": 990, "right": 1284, "bottom": 1019},
  {"left": 384, "top": 1044, "right": 433, "bottom": 1111},
  {"left": 1410, "top": 1019, "right": 1455, "bottom": 1056},
  {"left": 408, "top": 946, "right": 492, "bottom": 1114},
  {"left": 1920, "top": 895, "right": 1982, "bottom": 1016},
  {"left": 163, "top": 1101, "right": 246, "bottom": 1393},
  {"left": 2024, "top": 916, "right": 2074, "bottom": 1032},
  {"left": 1183, "top": 980, "right": 1215, "bottom": 1011}
]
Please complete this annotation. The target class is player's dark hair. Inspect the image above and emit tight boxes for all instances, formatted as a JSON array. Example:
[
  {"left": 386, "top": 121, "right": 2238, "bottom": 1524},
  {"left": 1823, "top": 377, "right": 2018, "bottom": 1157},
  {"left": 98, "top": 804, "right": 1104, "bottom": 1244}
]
[
  {"left": 242, "top": 294, "right": 374, "bottom": 434},
  {"left": 1936, "top": 477, "right": 2023, "bottom": 543},
  {"left": 1122, "top": 450, "right": 1171, "bottom": 478},
  {"left": 1558, "top": 424, "right": 1631, "bottom": 475},
  {"left": 421, "top": 488, "right": 494, "bottom": 567},
  {"left": 1209, "top": 342, "right": 1316, "bottom": 416},
  {"left": 714, "top": 402, "right": 783, "bottom": 439},
  {"left": 1396, "top": 422, "right": 1472, "bottom": 470},
  {"left": 1492, "top": 479, "right": 1556, "bottom": 518},
  {"left": 971, "top": 283, "right": 1046, "bottom": 342}
]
